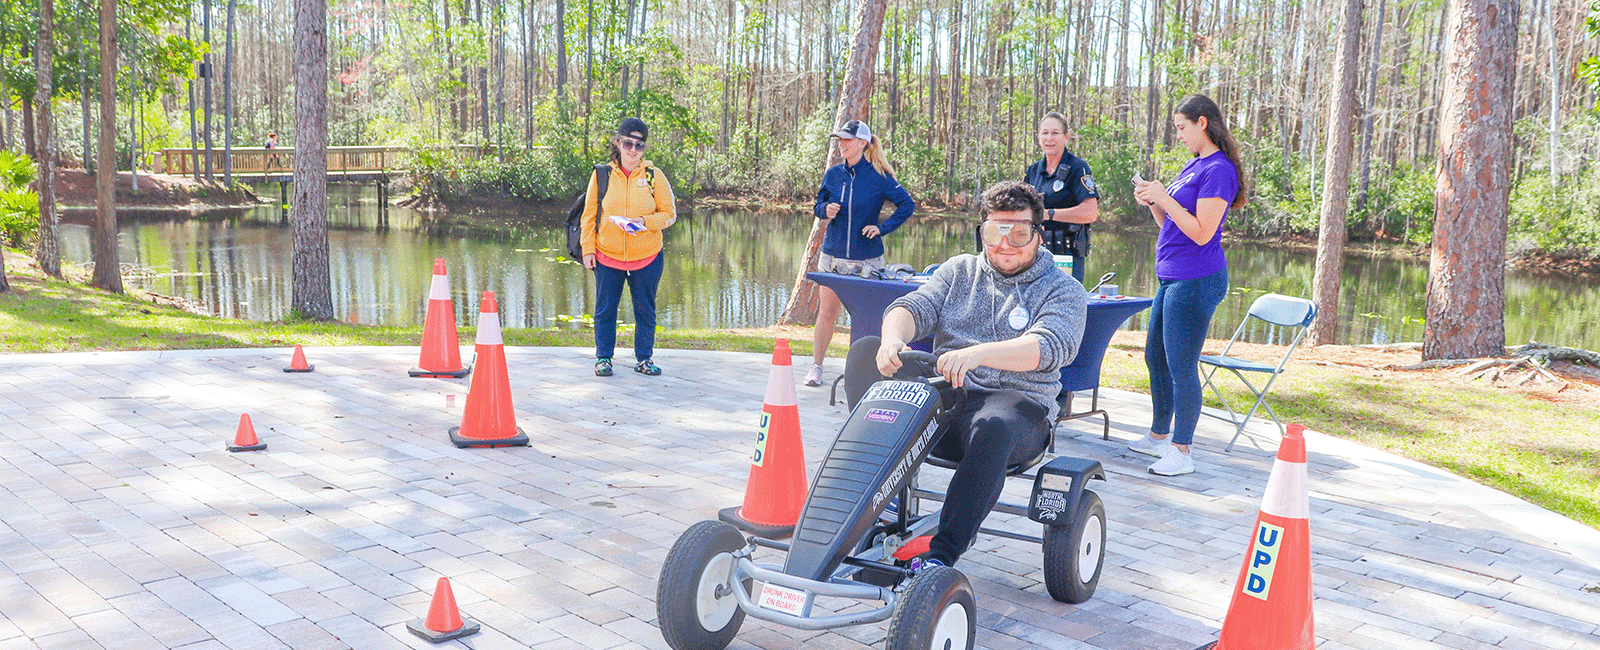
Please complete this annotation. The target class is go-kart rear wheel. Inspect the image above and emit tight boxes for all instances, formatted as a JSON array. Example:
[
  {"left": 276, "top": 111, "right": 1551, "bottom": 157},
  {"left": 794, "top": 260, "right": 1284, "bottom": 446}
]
[
  {"left": 1043, "top": 489, "right": 1105, "bottom": 603},
  {"left": 656, "top": 521, "right": 748, "bottom": 650},
  {"left": 885, "top": 565, "right": 975, "bottom": 650}
]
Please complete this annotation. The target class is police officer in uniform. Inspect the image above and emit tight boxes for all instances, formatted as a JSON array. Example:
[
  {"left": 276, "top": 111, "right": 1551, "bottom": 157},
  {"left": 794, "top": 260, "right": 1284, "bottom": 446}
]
[{"left": 1023, "top": 112, "right": 1099, "bottom": 283}]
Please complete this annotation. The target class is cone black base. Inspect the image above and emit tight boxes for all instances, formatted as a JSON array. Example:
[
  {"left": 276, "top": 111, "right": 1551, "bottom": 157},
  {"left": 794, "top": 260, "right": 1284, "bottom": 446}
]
[
  {"left": 227, "top": 442, "right": 267, "bottom": 452},
  {"left": 410, "top": 366, "right": 471, "bottom": 378},
  {"left": 719, "top": 506, "right": 794, "bottom": 539},
  {"left": 282, "top": 365, "right": 314, "bottom": 373},
  {"left": 406, "top": 618, "right": 480, "bottom": 643},
  {"left": 448, "top": 426, "right": 528, "bottom": 448}
]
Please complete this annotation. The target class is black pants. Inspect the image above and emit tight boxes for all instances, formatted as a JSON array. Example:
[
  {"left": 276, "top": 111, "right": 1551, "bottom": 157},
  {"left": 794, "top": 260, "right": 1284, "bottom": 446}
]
[
  {"left": 927, "top": 389, "right": 1049, "bottom": 565},
  {"left": 844, "top": 338, "right": 1051, "bottom": 565}
]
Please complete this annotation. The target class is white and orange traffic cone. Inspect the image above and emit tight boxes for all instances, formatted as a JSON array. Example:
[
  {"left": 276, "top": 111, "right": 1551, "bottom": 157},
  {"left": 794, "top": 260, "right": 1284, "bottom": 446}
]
[
  {"left": 227, "top": 413, "right": 267, "bottom": 452},
  {"left": 410, "top": 258, "right": 471, "bottom": 378},
  {"left": 448, "top": 291, "right": 528, "bottom": 448},
  {"left": 283, "top": 345, "right": 314, "bottom": 373},
  {"left": 1195, "top": 423, "right": 1315, "bottom": 650},
  {"left": 405, "top": 577, "right": 481, "bottom": 643},
  {"left": 719, "top": 338, "right": 808, "bottom": 538}
]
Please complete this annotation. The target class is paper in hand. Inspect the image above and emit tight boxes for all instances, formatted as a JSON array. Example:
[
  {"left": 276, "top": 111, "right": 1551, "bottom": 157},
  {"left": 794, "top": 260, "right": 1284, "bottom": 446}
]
[{"left": 608, "top": 215, "right": 645, "bottom": 234}]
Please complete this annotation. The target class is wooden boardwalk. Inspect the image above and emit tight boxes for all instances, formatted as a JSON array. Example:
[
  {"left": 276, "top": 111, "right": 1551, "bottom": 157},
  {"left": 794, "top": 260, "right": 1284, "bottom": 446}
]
[{"left": 157, "top": 145, "right": 508, "bottom": 183}]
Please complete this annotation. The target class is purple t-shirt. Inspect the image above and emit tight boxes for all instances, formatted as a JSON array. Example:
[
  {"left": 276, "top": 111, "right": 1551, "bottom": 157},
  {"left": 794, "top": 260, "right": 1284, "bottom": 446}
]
[{"left": 1155, "top": 151, "right": 1239, "bottom": 280}]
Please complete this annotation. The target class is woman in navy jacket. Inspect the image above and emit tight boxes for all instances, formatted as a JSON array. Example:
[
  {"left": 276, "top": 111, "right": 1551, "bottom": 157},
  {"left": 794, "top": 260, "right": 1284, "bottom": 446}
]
[{"left": 805, "top": 120, "right": 915, "bottom": 387}]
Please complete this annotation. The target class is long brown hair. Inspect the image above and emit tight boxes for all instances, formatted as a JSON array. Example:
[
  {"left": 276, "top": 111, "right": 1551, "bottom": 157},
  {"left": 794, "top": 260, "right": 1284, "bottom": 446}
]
[
  {"left": 861, "top": 136, "right": 896, "bottom": 177},
  {"left": 1175, "top": 94, "right": 1248, "bottom": 209}
]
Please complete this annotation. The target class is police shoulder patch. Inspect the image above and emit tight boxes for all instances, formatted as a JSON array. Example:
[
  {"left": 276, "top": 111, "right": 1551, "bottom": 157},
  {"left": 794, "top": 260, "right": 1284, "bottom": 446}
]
[{"left": 1082, "top": 175, "right": 1097, "bottom": 193}]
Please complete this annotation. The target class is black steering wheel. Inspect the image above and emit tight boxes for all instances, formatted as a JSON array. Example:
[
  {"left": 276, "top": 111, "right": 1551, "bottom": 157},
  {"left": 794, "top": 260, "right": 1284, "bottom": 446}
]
[{"left": 887, "top": 349, "right": 965, "bottom": 427}]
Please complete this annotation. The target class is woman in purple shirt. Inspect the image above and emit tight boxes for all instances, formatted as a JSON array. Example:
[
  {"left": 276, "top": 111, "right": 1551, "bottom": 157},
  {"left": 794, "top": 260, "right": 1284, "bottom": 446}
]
[{"left": 1128, "top": 94, "right": 1246, "bottom": 477}]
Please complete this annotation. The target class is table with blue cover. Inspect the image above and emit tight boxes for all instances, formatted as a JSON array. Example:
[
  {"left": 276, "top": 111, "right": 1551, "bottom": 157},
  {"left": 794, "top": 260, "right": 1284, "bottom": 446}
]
[{"left": 808, "top": 271, "right": 1153, "bottom": 440}]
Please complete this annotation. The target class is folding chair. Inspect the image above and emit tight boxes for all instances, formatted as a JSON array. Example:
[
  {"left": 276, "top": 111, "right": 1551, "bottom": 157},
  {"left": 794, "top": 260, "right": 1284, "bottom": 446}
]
[{"left": 1199, "top": 293, "right": 1317, "bottom": 451}]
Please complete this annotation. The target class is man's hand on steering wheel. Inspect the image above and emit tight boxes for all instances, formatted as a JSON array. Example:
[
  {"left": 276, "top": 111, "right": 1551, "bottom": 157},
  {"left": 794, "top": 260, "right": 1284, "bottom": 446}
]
[
  {"left": 935, "top": 345, "right": 989, "bottom": 389},
  {"left": 875, "top": 338, "right": 908, "bottom": 378}
]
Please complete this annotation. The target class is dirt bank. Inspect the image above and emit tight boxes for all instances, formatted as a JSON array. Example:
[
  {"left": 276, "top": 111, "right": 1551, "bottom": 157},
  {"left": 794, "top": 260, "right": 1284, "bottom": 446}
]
[{"left": 52, "top": 168, "right": 261, "bottom": 211}]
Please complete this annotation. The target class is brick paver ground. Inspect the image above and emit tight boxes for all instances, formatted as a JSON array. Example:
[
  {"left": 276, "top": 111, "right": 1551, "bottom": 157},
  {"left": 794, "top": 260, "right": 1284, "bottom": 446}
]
[{"left": 0, "top": 346, "right": 1597, "bottom": 649}]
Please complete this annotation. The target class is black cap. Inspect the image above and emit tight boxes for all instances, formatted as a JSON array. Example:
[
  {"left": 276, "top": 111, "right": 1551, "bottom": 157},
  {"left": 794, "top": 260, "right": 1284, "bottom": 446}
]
[{"left": 618, "top": 117, "right": 649, "bottom": 142}]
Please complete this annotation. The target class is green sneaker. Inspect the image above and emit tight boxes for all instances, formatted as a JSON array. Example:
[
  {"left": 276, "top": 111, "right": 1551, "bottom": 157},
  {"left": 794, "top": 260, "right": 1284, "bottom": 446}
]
[
  {"left": 595, "top": 358, "right": 614, "bottom": 377},
  {"left": 634, "top": 359, "right": 662, "bottom": 376}
]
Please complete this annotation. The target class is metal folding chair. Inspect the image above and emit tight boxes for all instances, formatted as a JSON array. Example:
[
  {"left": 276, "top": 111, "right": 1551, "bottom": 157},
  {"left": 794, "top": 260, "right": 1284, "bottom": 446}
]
[{"left": 1199, "top": 293, "right": 1317, "bottom": 451}]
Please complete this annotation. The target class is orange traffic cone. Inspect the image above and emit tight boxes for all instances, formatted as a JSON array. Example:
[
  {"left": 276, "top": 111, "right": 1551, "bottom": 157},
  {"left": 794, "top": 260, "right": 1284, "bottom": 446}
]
[
  {"left": 448, "top": 291, "right": 529, "bottom": 448},
  {"left": 719, "top": 338, "right": 807, "bottom": 538},
  {"left": 283, "top": 345, "right": 314, "bottom": 373},
  {"left": 410, "top": 258, "right": 471, "bottom": 378},
  {"left": 405, "top": 577, "right": 481, "bottom": 643},
  {"left": 227, "top": 413, "right": 267, "bottom": 452},
  {"left": 1195, "top": 423, "right": 1315, "bottom": 650}
]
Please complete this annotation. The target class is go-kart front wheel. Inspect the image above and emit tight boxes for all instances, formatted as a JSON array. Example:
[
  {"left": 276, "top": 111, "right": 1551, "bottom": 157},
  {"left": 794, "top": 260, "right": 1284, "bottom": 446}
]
[
  {"left": 885, "top": 565, "right": 976, "bottom": 650},
  {"left": 656, "top": 521, "right": 748, "bottom": 650},
  {"left": 1043, "top": 489, "right": 1105, "bottom": 603}
]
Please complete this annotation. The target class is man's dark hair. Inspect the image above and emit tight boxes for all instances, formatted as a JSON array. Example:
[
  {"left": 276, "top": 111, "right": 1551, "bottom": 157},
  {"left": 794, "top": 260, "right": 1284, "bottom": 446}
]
[{"left": 978, "top": 180, "right": 1046, "bottom": 225}]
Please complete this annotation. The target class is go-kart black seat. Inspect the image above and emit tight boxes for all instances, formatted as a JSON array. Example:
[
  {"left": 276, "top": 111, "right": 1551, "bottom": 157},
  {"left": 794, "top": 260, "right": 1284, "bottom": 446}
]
[{"left": 843, "top": 338, "right": 1052, "bottom": 477}]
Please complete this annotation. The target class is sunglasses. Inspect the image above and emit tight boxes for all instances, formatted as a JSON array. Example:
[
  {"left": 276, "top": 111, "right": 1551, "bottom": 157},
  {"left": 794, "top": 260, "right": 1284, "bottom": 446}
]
[
  {"left": 980, "top": 221, "right": 1040, "bottom": 248},
  {"left": 619, "top": 138, "right": 648, "bottom": 152}
]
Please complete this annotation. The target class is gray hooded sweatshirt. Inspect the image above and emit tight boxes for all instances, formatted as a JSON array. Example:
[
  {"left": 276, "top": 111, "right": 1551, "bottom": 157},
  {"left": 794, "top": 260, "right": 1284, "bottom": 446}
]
[{"left": 887, "top": 249, "right": 1086, "bottom": 420}]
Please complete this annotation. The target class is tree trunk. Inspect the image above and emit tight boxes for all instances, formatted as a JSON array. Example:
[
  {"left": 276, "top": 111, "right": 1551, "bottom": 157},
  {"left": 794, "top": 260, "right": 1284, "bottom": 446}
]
[
  {"left": 555, "top": 0, "right": 567, "bottom": 103},
  {"left": 1423, "top": 0, "right": 1517, "bottom": 361},
  {"left": 1354, "top": 0, "right": 1387, "bottom": 218},
  {"left": 1308, "top": 0, "right": 1364, "bottom": 347},
  {"left": 291, "top": 0, "right": 333, "bottom": 320},
  {"left": 187, "top": 11, "right": 199, "bottom": 182},
  {"left": 223, "top": 0, "right": 237, "bottom": 185},
  {"left": 92, "top": 0, "right": 122, "bottom": 293},
  {"left": 203, "top": 0, "right": 214, "bottom": 181},
  {"left": 34, "top": 0, "right": 61, "bottom": 279},
  {"left": 777, "top": 0, "right": 891, "bottom": 326},
  {"left": 21, "top": 98, "right": 35, "bottom": 159}
]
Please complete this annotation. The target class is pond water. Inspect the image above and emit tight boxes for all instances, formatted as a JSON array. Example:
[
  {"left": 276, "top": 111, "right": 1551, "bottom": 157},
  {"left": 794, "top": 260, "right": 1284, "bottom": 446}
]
[{"left": 59, "top": 185, "right": 1599, "bottom": 350}]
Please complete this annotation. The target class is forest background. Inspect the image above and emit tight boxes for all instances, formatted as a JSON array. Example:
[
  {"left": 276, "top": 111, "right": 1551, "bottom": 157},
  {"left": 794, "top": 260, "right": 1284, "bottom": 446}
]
[{"left": 2, "top": 0, "right": 1600, "bottom": 259}]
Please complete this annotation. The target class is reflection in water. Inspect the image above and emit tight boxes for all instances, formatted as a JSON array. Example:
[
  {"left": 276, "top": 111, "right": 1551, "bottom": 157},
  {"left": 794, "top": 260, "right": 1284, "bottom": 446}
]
[{"left": 59, "top": 185, "right": 1599, "bottom": 349}]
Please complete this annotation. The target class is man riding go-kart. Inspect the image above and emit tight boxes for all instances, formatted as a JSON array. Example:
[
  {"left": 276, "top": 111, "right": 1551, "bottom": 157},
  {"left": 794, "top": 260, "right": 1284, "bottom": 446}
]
[{"left": 656, "top": 181, "right": 1097, "bottom": 650}]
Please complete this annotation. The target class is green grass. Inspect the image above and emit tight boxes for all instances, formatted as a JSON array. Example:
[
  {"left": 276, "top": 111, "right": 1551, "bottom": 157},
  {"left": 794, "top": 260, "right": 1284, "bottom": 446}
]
[{"left": 3, "top": 250, "right": 1596, "bottom": 531}]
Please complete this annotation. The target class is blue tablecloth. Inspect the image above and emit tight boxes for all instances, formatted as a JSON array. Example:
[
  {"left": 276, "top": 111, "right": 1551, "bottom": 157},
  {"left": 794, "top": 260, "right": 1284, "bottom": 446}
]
[{"left": 807, "top": 272, "right": 1153, "bottom": 393}]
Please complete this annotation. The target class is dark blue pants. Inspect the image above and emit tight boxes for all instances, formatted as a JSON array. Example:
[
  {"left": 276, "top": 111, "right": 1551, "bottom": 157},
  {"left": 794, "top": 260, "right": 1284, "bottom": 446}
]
[
  {"left": 1145, "top": 269, "right": 1229, "bottom": 446},
  {"left": 593, "top": 253, "right": 664, "bottom": 361},
  {"left": 928, "top": 389, "right": 1049, "bottom": 565}
]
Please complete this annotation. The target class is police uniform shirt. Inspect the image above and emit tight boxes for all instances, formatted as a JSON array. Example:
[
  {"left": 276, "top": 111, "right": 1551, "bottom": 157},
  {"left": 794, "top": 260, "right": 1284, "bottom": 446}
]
[{"left": 1024, "top": 151, "right": 1098, "bottom": 211}]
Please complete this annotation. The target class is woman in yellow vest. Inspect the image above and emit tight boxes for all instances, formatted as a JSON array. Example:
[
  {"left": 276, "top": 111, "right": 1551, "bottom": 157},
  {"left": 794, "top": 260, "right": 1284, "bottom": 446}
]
[{"left": 580, "top": 117, "right": 678, "bottom": 377}]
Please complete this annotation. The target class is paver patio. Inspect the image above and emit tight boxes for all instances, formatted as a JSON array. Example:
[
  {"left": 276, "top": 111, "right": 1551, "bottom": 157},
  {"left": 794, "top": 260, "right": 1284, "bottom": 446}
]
[{"left": 0, "top": 346, "right": 1596, "bottom": 649}]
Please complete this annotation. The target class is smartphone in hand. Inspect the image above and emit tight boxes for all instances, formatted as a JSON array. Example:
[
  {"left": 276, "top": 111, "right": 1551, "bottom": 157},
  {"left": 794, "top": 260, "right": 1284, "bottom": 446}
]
[{"left": 1132, "top": 172, "right": 1145, "bottom": 184}]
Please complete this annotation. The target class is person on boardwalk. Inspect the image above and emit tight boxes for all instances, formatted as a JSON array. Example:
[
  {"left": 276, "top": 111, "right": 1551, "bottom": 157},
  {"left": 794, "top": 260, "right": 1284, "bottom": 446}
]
[
  {"left": 1128, "top": 94, "right": 1246, "bottom": 476},
  {"left": 806, "top": 120, "right": 915, "bottom": 388},
  {"left": 870, "top": 181, "right": 1085, "bottom": 569},
  {"left": 581, "top": 117, "right": 678, "bottom": 377},
  {"left": 264, "top": 132, "right": 282, "bottom": 171},
  {"left": 1023, "top": 111, "right": 1099, "bottom": 283}
]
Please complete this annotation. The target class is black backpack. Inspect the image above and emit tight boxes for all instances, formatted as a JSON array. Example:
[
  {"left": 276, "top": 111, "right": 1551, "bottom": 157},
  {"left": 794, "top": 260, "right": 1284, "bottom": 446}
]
[{"left": 564, "top": 163, "right": 612, "bottom": 261}]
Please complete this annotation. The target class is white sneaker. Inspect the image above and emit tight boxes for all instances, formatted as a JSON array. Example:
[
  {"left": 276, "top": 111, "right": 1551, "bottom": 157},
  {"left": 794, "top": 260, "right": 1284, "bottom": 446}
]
[
  {"left": 1128, "top": 433, "right": 1172, "bottom": 457},
  {"left": 804, "top": 363, "right": 824, "bottom": 387},
  {"left": 1148, "top": 446, "right": 1195, "bottom": 476}
]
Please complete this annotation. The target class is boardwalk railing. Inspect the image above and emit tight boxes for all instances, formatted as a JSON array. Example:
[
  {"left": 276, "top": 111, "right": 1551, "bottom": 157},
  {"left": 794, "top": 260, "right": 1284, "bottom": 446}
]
[{"left": 157, "top": 145, "right": 503, "bottom": 178}]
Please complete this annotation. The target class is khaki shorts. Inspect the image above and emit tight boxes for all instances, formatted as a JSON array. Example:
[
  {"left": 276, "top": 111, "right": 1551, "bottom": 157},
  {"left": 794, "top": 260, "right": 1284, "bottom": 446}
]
[{"left": 817, "top": 253, "right": 886, "bottom": 276}]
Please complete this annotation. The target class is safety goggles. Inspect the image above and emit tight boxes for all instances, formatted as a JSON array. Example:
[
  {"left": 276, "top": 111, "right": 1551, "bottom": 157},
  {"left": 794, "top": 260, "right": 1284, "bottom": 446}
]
[
  {"left": 619, "top": 137, "right": 648, "bottom": 152},
  {"left": 980, "top": 220, "right": 1040, "bottom": 248}
]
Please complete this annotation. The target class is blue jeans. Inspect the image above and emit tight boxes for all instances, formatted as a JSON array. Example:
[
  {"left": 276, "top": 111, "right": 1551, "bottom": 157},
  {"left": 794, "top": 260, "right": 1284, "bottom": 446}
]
[
  {"left": 593, "top": 253, "right": 664, "bottom": 361},
  {"left": 1145, "top": 269, "right": 1228, "bottom": 446}
]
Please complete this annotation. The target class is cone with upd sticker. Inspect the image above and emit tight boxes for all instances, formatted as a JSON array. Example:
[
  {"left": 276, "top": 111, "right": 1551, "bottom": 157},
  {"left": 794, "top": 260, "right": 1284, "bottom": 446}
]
[
  {"left": 719, "top": 338, "right": 807, "bottom": 538},
  {"left": 1194, "top": 424, "right": 1314, "bottom": 650},
  {"left": 283, "top": 345, "right": 314, "bottom": 373},
  {"left": 448, "top": 291, "right": 529, "bottom": 448},
  {"left": 410, "top": 258, "right": 471, "bottom": 378},
  {"left": 227, "top": 413, "right": 267, "bottom": 452},
  {"left": 406, "top": 577, "right": 480, "bottom": 643}
]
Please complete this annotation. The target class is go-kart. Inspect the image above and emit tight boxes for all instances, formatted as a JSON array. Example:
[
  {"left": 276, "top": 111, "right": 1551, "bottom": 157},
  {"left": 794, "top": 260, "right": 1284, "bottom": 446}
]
[{"left": 656, "top": 349, "right": 1108, "bottom": 650}]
